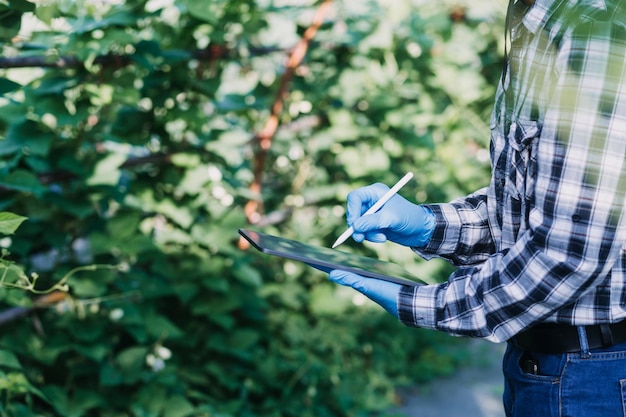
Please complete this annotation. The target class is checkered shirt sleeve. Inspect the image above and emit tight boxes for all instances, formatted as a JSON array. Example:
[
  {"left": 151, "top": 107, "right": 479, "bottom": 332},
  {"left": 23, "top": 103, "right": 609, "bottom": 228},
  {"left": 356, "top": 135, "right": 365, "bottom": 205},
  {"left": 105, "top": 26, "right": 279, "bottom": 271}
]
[{"left": 399, "top": 0, "right": 626, "bottom": 342}]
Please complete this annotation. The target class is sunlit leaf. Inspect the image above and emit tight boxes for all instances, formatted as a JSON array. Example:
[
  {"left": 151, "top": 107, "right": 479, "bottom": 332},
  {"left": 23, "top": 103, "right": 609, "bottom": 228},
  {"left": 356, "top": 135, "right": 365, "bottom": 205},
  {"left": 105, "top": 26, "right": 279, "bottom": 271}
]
[
  {"left": 86, "top": 153, "right": 126, "bottom": 186},
  {"left": 183, "top": 0, "right": 227, "bottom": 23},
  {"left": 0, "top": 212, "right": 27, "bottom": 235}
]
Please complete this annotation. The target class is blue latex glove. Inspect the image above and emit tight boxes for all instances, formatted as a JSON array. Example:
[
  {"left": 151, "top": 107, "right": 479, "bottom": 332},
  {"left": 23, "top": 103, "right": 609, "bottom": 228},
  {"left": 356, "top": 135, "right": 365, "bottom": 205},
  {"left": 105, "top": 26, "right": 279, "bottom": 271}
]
[
  {"left": 329, "top": 270, "right": 401, "bottom": 317},
  {"left": 347, "top": 183, "right": 436, "bottom": 247}
]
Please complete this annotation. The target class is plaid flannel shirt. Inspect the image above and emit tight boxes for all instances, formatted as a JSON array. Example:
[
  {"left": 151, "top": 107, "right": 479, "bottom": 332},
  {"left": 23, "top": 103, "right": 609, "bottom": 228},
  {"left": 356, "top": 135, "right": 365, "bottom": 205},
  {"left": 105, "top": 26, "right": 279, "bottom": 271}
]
[{"left": 399, "top": 0, "right": 626, "bottom": 342}]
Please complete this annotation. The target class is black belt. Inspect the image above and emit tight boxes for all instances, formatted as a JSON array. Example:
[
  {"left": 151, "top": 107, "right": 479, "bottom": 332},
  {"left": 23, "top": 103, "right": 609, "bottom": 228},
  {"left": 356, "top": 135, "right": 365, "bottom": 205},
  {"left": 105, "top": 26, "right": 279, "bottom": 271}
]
[{"left": 510, "top": 320, "right": 626, "bottom": 354}]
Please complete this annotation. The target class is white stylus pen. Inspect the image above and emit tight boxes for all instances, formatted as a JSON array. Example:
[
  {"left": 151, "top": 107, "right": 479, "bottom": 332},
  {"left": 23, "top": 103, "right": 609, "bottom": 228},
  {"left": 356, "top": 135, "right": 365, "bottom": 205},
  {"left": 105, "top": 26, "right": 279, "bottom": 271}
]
[{"left": 331, "top": 172, "right": 414, "bottom": 249}]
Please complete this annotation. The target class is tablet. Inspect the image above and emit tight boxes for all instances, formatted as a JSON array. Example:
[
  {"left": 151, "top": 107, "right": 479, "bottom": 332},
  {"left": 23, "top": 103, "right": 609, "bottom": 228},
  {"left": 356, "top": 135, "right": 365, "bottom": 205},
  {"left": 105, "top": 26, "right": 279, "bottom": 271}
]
[{"left": 238, "top": 228, "right": 426, "bottom": 287}]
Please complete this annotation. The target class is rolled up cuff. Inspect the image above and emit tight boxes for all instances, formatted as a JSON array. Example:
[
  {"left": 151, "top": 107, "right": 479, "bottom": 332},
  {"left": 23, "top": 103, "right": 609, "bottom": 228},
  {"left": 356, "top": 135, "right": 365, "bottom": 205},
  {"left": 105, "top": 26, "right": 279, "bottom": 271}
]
[
  {"left": 411, "top": 203, "right": 461, "bottom": 259},
  {"left": 398, "top": 284, "right": 439, "bottom": 330}
]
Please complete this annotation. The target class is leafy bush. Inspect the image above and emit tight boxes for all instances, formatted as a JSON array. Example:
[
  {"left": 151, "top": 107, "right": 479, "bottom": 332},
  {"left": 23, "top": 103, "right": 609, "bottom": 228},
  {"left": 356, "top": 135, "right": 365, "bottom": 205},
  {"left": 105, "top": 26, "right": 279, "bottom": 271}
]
[{"left": 0, "top": 0, "right": 503, "bottom": 415}]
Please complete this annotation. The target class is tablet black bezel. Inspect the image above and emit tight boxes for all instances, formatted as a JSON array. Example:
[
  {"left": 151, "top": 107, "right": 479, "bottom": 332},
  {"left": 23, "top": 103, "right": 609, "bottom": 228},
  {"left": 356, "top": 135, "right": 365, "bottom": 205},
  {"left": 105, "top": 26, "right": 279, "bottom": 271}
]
[{"left": 238, "top": 228, "right": 425, "bottom": 287}]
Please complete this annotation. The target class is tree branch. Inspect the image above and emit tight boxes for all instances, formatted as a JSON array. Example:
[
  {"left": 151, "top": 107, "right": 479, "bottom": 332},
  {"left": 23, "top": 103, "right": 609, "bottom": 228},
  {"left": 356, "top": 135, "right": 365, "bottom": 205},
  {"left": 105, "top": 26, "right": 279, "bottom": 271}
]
[
  {"left": 0, "top": 291, "right": 66, "bottom": 327},
  {"left": 243, "top": 0, "right": 333, "bottom": 229}
]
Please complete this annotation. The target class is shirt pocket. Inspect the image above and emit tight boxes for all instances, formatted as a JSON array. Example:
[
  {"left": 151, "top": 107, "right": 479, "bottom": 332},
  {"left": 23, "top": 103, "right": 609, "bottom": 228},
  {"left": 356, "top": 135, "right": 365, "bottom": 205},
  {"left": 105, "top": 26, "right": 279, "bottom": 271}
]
[
  {"left": 509, "top": 119, "right": 541, "bottom": 151},
  {"left": 505, "top": 119, "right": 541, "bottom": 235}
]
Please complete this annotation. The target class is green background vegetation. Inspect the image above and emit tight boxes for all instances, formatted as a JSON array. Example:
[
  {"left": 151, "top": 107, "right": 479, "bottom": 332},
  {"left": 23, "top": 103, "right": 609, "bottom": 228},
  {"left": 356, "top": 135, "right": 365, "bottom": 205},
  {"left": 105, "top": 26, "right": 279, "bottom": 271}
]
[{"left": 0, "top": 0, "right": 504, "bottom": 415}]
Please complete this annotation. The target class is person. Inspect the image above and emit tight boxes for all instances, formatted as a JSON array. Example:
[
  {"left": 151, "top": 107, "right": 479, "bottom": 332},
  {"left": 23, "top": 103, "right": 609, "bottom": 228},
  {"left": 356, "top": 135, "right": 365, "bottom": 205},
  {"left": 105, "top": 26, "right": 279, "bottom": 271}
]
[{"left": 328, "top": 0, "right": 626, "bottom": 415}]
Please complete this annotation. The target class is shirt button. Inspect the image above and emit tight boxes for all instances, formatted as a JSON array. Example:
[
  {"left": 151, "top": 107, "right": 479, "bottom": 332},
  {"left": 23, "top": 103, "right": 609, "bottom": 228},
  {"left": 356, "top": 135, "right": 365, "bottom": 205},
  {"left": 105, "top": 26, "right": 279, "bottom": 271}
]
[{"left": 572, "top": 214, "right": 581, "bottom": 222}]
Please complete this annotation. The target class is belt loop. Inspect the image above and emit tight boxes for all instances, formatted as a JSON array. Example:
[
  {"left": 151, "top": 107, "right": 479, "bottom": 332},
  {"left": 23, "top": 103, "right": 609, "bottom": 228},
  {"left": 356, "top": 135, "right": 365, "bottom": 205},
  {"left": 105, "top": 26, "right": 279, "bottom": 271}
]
[
  {"left": 600, "top": 324, "right": 614, "bottom": 347},
  {"left": 577, "top": 326, "right": 591, "bottom": 358}
]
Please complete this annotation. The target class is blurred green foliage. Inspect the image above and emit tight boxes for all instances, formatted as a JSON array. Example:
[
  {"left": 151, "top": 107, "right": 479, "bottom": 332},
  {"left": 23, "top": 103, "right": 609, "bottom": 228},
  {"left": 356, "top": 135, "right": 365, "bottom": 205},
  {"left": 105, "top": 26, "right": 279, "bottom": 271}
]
[{"left": 0, "top": 0, "right": 504, "bottom": 415}]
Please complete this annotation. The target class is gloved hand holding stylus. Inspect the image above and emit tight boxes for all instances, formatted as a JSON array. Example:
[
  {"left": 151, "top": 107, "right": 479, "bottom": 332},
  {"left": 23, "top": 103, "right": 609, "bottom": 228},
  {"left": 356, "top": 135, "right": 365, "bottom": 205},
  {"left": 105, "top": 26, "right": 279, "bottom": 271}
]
[
  {"left": 346, "top": 183, "right": 436, "bottom": 248},
  {"left": 329, "top": 182, "right": 436, "bottom": 316}
]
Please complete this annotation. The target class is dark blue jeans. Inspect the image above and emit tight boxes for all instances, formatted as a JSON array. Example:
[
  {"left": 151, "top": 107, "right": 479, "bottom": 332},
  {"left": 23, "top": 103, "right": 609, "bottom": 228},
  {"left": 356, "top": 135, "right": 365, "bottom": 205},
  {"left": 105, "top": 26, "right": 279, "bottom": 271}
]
[{"left": 503, "top": 330, "right": 626, "bottom": 416}]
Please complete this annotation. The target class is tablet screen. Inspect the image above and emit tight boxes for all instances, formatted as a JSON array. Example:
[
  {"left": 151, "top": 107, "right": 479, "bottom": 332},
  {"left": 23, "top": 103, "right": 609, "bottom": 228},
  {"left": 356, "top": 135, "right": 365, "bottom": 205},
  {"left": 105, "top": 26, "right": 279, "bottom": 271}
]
[{"left": 238, "top": 228, "right": 425, "bottom": 287}]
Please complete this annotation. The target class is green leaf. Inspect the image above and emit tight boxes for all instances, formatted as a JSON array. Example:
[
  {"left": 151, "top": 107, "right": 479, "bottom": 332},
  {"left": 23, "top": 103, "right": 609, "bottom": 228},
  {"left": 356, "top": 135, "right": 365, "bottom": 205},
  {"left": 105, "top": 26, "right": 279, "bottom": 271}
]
[
  {"left": 99, "top": 363, "right": 123, "bottom": 387},
  {"left": 232, "top": 263, "right": 263, "bottom": 287},
  {"left": 41, "top": 386, "right": 103, "bottom": 417},
  {"left": 69, "top": 320, "right": 105, "bottom": 342},
  {"left": 338, "top": 145, "right": 391, "bottom": 177},
  {"left": 0, "top": 350, "right": 22, "bottom": 369},
  {"left": 132, "top": 40, "right": 163, "bottom": 70},
  {"left": 34, "top": 3, "right": 56, "bottom": 25},
  {"left": 0, "top": 170, "right": 46, "bottom": 195},
  {"left": 0, "top": 371, "right": 48, "bottom": 403},
  {"left": 0, "top": 101, "right": 26, "bottom": 126},
  {"left": 227, "top": 329, "right": 260, "bottom": 351},
  {"left": 41, "top": 386, "right": 68, "bottom": 415},
  {"left": 0, "top": 9, "right": 22, "bottom": 39},
  {"left": 170, "top": 153, "right": 201, "bottom": 168},
  {"left": 0, "top": 120, "right": 53, "bottom": 157},
  {"left": 73, "top": 343, "right": 109, "bottom": 362},
  {"left": 116, "top": 346, "right": 147, "bottom": 373},
  {"left": 46, "top": 194, "right": 93, "bottom": 219},
  {"left": 67, "top": 390, "right": 104, "bottom": 417},
  {"left": 106, "top": 212, "right": 141, "bottom": 239},
  {"left": 0, "top": 78, "right": 21, "bottom": 95},
  {"left": 144, "top": 313, "right": 184, "bottom": 339},
  {"left": 110, "top": 107, "right": 151, "bottom": 137},
  {"left": 177, "top": 165, "right": 211, "bottom": 195},
  {"left": 86, "top": 153, "right": 126, "bottom": 186},
  {"left": 72, "top": 9, "right": 137, "bottom": 34},
  {"left": 34, "top": 76, "right": 79, "bottom": 96},
  {"left": 206, "top": 129, "right": 250, "bottom": 166},
  {"left": 154, "top": 199, "right": 194, "bottom": 229},
  {"left": 132, "top": 386, "right": 167, "bottom": 414},
  {"left": 7, "top": 0, "right": 35, "bottom": 12},
  {"left": 183, "top": 0, "right": 227, "bottom": 23},
  {"left": 0, "top": 212, "right": 26, "bottom": 235},
  {"left": 70, "top": 278, "right": 108, "bottom": 298},
  {"left": 162, "top": 396, "right": 195, "bottom": 417}
]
